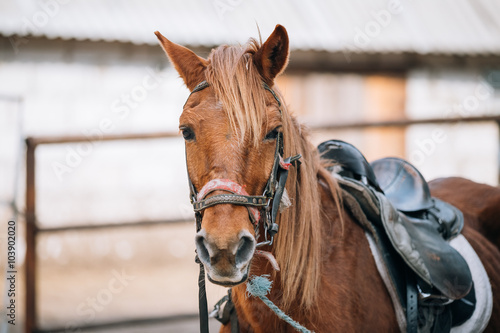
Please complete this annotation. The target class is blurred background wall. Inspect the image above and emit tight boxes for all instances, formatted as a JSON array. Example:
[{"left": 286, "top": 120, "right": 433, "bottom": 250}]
[{"left": 0, "top": 0, "right": 499, "bottom": 332}]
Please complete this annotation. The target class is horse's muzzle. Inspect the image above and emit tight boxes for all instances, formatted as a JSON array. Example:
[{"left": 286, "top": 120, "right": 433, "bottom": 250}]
[{"left": 195, "top": 229, "right": 256, "bottom": 286}]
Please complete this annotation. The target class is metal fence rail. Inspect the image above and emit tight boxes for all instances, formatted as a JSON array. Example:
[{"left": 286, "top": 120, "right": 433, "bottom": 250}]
[
  {"left": 25, "top": 131, "right": 190, "bottom": 333},
  {"left": 24, "top": 114, "right": 500, "bottom": 332}
]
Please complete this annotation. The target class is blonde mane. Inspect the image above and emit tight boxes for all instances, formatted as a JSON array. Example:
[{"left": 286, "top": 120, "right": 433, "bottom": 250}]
[
  {"left": 205, "top": 40, "right": 267, "bottom": 146},
  {"left": 205, "top": 40, "right": 343, "bottom": 311}
]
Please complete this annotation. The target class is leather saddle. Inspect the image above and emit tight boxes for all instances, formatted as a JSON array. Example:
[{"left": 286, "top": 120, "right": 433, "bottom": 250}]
[
  {"left": 318, "top": 139, "right": 475, "bottom": 332},
  {"left": 371, "top": 157, "right": 463, "bottom": 239},
  {"left": 318, "top": 140, "right": 382, "bottom": 191}
]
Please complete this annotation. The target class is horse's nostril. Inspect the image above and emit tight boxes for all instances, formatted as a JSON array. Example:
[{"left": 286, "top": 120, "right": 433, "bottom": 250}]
[
  {"left": 236, "top": 235, "right": 256, "bottom": 266},
  {"left": 195, "top": 234, "right": 210, "bottom": 265}
]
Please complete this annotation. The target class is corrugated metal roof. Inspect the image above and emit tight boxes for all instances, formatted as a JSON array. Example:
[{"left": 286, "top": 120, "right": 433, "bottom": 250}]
[{"left": 1, "top": 0, "right": 500, "bottom": 55}]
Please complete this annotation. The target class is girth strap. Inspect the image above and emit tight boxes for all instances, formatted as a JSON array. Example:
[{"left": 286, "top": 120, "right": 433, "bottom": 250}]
[{"left": 406, "top": 268, "right": 418, "bottom": 333}]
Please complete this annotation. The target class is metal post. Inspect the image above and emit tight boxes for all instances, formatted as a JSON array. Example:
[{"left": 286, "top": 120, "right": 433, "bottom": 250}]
[{"left": 25, "top": 139, "right": 37, "bottom": 333}]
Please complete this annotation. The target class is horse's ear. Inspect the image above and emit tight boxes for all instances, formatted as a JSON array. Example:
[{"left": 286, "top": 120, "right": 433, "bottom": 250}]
[
  {"left": 253, "top": 24, "right": 289, "bottom": 86},
  {"left": 155, "top": 31, "right": 207, "bottom": 91}
]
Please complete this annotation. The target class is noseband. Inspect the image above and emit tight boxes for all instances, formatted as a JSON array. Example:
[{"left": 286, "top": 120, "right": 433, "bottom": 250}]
[{"left": 186, "top": 80, "right": 301, "bottom": 246}]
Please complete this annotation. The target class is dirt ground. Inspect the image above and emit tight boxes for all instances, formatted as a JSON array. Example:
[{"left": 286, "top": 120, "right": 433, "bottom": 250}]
[
  {"left": 77, "top": 317, "right": 221, "bottom": 333},
  {"left": 2, "top": 221, "right": 226, "bottom": 332}
]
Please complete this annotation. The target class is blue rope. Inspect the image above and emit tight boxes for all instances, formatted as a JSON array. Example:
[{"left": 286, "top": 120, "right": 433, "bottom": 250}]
[{"left": 246, "top": 275, "right": 314, "bottom": 333}]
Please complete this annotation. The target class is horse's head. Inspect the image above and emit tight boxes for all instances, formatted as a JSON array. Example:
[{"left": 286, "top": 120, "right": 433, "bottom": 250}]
[{"left": 156, "top": 25, "right": 290, "bottom": 286}]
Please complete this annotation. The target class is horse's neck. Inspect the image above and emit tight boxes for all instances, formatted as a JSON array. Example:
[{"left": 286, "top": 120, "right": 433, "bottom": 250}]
[
  {"left": 229, "top": 176, "right": 334, "bottom": 330},
  {"left": 230, "top": 172, "right": 405, "bottom": 332}
]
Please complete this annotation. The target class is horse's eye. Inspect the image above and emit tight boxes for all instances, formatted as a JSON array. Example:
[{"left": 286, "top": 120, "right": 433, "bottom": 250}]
[
  {"left": 264, "top": 127, "right": 281, "bottom": 141},
  {"left": 180, "top": 127, "right": 195, "bottom": 141}
]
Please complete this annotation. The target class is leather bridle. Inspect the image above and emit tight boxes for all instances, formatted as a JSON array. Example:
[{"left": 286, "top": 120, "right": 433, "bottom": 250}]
[
  {"left": 183, "top": 80, "right": 301, "bottom": 333},
  {"left": 186, "top": 80, "right": 301, "bottom": 245}
]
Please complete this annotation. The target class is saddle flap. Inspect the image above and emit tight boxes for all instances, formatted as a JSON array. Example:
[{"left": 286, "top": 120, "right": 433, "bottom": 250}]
[
  {"left": 376, "top": 191, "right": 473, "bottom": 300},
  {"left": 371, "top": 157, "right": 434, "bottom": 213}
]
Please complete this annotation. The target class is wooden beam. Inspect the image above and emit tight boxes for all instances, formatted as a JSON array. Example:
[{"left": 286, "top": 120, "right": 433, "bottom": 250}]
[
  {"left": 28, "top": 131, "right": 180, "bottom": 146},
  {"left": 37, "top": 218, "right": 194, "bottom": 233},
  {"left": 24, "top": 116, "right": 500, "bottom": 146},
  {"left": 309, "top": 115, "right": 500, "bottom": 131}
]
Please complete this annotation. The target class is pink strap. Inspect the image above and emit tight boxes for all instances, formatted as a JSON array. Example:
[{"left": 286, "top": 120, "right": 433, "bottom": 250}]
[
  {"left": 197, "top": 179, "right": 250, "bottom": 201},
  {"left": 279, "top": 156, "right": 291, "bottom": 170},
  {"left": 197, "top": 179, "right": 261, "bottom": 223}
]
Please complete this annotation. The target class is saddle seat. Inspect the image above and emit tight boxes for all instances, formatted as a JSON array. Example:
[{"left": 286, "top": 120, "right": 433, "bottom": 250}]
[
  {"left": 318, "top": 139, "right": 475, "bottom": 332},
  {"left": 371, "top": 157, "right": 463, "bottom": 239}
]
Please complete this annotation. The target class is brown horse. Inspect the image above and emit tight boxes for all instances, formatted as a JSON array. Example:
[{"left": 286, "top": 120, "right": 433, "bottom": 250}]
[{"left": 155, "top": 25, "right": 500, "bottom": 332}]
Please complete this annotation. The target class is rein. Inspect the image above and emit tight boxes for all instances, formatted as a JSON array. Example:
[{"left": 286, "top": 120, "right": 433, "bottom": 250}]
[{"left": 184, "top": 80, "right": 301, "bottom": 332}]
